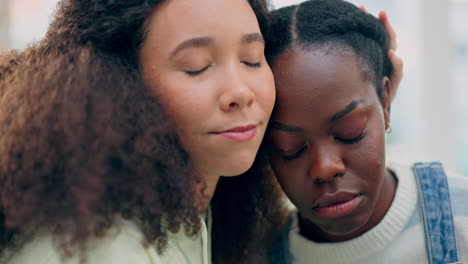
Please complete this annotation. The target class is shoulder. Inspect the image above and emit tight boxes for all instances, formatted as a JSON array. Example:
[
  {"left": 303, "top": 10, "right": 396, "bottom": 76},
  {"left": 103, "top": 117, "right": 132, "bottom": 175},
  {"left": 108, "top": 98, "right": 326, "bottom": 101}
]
[
  {"left": 7, "top": 221, "right": 161, "bottom": 264},
  {"left": 446, "top": 171, "right": 468, "bottom": 217},
  {"left": 446, "top": 170, "right": 468, "bottom": 191}
]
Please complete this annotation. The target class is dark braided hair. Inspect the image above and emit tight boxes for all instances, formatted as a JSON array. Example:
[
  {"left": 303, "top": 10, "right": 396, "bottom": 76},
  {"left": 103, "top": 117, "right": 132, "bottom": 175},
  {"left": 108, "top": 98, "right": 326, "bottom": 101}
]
[{"left": 266, "top": 0, "right": 393, "bottom": 99}]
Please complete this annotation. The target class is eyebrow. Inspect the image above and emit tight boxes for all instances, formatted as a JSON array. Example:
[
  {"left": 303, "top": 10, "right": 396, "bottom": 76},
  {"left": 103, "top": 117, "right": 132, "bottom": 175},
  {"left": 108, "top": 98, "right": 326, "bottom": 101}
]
[
  {"left": 242, "top": 33, "right": 265, "bottom": 44},
  {"left": 271, "top": 99, "right": 367, "bottom": 132},
  {"left": 330, "top": 99, "right": 367, "bottom": 121},
  {"left": 169, "top": 37, "right": 213, "bottom": 58},
  {"left": 169, "top": 33, "right": 264, "bottom": 59},
  {"left": 270, "top": 122, "right": 303, "bottom": 132}
]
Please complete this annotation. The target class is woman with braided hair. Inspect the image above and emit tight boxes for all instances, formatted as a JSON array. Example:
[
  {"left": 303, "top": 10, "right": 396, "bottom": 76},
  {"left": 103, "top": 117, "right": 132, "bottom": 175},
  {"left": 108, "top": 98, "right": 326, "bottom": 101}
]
[{"left": 265, "top": 0, "right": 468, "bottom": 263}]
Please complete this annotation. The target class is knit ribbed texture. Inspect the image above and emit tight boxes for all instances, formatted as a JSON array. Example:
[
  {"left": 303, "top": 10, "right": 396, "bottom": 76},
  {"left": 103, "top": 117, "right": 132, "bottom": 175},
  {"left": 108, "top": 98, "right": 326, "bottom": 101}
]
[{"left": 289, "top": 162, "right": 418, "bottom": 264}]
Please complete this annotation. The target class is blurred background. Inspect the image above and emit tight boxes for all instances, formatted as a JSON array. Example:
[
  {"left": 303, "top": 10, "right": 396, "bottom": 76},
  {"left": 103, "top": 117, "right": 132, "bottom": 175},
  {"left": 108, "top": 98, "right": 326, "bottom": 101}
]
[{"left": 0, "top": 0, "right": 467, "bottom": 175}]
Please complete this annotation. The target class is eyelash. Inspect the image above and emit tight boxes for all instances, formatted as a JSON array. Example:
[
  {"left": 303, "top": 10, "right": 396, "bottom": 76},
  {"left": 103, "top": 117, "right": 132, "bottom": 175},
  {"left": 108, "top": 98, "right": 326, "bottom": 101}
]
[
  {"left": 185, "top": 65, "right": 210, "bottom": 76},
  {"left": 335, "top": 133, "right": 366, "bottom": 145},
  {"left": 281, "top": 145, "right": 308, "bottom": 161},
  {"left": 185, "top": 61, "right": 262, "bottom": 77},
  {"left": 280, "top": 133, "right": 365, "bottom": 161},
  {"left": 243, "top": 61, "right": 262, "bottom": 68}
]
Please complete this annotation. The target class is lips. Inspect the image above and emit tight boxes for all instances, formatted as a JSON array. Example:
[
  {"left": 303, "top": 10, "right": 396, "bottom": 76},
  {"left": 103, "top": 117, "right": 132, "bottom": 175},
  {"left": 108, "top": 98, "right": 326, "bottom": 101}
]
[
  {"left": 212, "top": 124, "right": 258, "bottom": 142},
  {"left": 313, "top": 192, "right": 363, "bottom": 219}
]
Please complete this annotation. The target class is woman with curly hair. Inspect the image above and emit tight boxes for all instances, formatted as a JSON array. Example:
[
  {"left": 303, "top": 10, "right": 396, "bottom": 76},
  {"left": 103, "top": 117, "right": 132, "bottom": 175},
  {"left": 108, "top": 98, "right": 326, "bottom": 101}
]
[{"left": 0, "top": 0, "right": 286, "bottom": 263}]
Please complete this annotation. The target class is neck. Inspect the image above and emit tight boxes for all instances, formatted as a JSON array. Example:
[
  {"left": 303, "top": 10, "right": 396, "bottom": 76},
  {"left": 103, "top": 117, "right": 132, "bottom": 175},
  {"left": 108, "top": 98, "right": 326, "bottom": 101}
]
[{"left": 195, "top": 170, "right": 220, "bottom": 214}]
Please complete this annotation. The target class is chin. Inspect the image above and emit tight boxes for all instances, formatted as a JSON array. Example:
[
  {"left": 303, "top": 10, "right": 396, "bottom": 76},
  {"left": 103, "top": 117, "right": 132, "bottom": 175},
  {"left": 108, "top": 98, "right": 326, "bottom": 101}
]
[
  {"left": 322, "top": 222, "right": 363, "bottom": 237},
  {"left": 220, "top": 152, "right": 258, "bottom": 177},
  {"left": 317, "top": 213, "right": 370, "bottom": 239},
  {"left": 221, "top": 161, "right": 255, "bottom": 177}
]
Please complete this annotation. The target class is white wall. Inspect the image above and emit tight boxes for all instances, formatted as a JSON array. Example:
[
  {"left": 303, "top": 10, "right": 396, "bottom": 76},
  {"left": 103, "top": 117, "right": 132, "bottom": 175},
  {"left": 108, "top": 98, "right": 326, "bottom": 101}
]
[{"left": 0, "top": 0, "right": 10, "bottom": 49}]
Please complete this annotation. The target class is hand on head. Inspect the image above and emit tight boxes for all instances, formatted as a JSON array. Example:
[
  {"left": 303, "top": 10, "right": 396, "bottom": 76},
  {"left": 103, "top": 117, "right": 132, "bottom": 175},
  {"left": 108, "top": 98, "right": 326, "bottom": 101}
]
[{"left": 359, "top": 6, "right": 404, "bottom": 102}]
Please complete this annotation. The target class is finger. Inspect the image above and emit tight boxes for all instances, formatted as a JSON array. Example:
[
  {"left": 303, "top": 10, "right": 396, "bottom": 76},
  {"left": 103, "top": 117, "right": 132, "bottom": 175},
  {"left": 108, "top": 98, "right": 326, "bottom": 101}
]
[
  {"left": 379, "top": 10, "right": 398, "bottom": 50},
  {"left": 388, "top": 49, "right": 404, "bottom": 101},
  {"left": 359, "top": 5, "right": 369, "bottom": 13},
  {"left": 378, "top": 10, "right": 388, "bottom": 22}
]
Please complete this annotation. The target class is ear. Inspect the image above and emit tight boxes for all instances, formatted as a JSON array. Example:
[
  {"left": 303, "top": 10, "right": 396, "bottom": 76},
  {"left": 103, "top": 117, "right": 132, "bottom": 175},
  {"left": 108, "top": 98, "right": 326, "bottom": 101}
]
[{"left": 381, "top": 76, "right": 392, "bottom": 130}]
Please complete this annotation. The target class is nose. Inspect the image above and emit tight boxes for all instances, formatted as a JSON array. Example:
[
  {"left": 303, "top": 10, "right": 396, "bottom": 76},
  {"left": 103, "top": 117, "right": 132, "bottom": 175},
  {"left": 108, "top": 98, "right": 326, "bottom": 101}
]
[
  {"left": 219, "top": 66, "right": 255, "bottom": 111},
  {"left": 308, "top": 143, "right": 345, "bottom": 184}
]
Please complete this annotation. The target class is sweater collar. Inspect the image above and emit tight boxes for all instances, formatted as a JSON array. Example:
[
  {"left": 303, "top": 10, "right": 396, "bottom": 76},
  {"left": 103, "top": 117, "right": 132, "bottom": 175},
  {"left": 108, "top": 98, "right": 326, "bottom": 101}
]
[{"left": 289, "top": 162, "right": 417, "bottom": 264}]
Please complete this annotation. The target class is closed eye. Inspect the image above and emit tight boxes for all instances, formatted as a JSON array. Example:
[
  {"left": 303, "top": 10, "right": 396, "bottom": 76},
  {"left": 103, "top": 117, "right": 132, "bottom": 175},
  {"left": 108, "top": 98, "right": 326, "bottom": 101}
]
[
  {"left": 243, "top": 61, "right": 262, "bottom": 68},
  {"left": 335, "top": 133, "right": 365, "bottom": 145},
  {"left": 281, "top": 145, "right": 308, "bottom": 161},
  {"left": 185, "top": 65, "right": 210, "bottom": 76}
]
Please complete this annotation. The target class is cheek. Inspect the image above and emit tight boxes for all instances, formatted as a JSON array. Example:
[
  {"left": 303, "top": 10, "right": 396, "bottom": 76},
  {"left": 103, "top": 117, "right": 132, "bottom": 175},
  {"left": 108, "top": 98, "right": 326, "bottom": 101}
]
[
  {"left": 251, "top": 67, "right": 275, "bottom": 115},
  {"left": 365, "top": 124, "right": 386, "bottom": 167},
  {"left": 150, "top": 76, "right": 216, "bottom": 132},
  {"left": 270, "top": 156, "right": 307, "bottom": 199},
  {"left": 348, "top": 127, "right": 387, "bottom": 185},
  {"left": 269, "top": 155, "right": 289, "bottom": 184},
  {"left": 141, "top": 58, "right": 210, "bottom": 117}
]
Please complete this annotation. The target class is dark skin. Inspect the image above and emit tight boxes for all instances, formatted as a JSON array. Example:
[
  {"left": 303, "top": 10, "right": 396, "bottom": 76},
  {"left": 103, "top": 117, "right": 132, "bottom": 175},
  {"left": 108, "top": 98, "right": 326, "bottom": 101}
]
[{"left": 268, "top": 47, "right": 397, "bottom": 242}]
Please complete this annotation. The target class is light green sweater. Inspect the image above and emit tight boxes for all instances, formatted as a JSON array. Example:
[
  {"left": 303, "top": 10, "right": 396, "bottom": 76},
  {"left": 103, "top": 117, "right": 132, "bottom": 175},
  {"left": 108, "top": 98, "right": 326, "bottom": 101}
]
[{"left": 5, "top": 214, "right": 211, "bottom": 264}]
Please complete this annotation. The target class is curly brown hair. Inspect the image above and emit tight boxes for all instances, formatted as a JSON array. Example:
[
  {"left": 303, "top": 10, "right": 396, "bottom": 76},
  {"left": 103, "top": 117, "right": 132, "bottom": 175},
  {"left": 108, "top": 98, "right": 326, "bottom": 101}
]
[
  {"left": 0, "top": 49, "right": 25, "bottom": 98},
  {"left": 0, "top": 43, "right": 202, "bottom": 256},
  {"left": 0, "top": 0, "right": 288, "bottom": 263},
  {"left": 0, "top": 49, "right": 22, "bottom": 76}
]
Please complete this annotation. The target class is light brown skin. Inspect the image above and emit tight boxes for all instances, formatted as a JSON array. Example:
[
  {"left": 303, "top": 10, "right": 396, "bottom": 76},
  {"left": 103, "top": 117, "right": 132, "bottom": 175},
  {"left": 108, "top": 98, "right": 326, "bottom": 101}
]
[
  {"left": 140, "top": 0, "right": 275, "bottom": 210},
  {"left": 268, "top": 47, "right": 397, "bottom": 242},
  {"left": 0, "top": 1, "right": 284, "bottom": 263}
]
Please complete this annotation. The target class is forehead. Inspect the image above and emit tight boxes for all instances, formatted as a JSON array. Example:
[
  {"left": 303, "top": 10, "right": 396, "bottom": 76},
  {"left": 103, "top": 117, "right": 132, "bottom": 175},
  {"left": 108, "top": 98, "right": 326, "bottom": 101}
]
[
  {"left": 270, "top": 47, "right": 375, "bottom": 120},
  {"left": 146, "top": 0, "right": 260, "bottom": 44}
]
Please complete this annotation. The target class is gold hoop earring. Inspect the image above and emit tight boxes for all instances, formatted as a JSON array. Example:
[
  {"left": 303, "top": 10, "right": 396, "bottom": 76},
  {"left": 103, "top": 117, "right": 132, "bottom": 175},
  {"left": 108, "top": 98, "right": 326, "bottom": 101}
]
[{"left": 385, "top": 123, "right": 392, "bottom": 134}]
